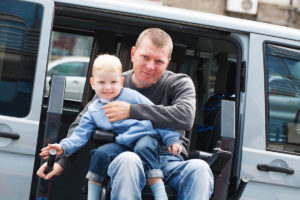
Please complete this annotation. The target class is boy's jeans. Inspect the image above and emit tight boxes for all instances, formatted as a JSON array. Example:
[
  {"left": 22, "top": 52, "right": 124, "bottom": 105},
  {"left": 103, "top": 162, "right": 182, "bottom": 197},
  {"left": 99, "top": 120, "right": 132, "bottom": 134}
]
[
  {"left": 86, "top": 134, "right": 163, "bottom": 184},
  {"left": 107, "top": 152, "right": 214, "bottom": 200}
]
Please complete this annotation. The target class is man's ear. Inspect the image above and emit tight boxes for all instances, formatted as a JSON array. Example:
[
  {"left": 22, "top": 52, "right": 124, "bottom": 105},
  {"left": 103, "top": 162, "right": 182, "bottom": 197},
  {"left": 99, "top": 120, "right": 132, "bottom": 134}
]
[
  {"left": 121, "top": 77, "right": 125, "bottom": 87},
  {"left": 90, "top": 77, "right": 95, "bottom": 89},
  {"left": 166, "top": 58, "right": 171, "bottom": 69},
  {"left": 131, "top": 46, "right": 135, "bottom": 61}
]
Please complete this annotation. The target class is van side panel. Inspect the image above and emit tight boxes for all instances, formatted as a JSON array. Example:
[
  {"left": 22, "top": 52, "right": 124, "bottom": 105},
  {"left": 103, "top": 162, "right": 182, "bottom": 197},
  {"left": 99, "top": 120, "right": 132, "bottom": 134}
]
[
  {"left": 241, "top": 33, "right": 300, "bottom": 199},
  {"left": 0, "top": 0, "right": 54, "bottom": 199}
]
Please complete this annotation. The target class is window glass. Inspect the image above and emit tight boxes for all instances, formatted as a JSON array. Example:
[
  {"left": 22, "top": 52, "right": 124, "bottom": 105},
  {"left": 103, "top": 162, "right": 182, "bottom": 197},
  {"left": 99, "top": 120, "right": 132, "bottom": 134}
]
[
  {"left": 0, "top": 0, "right": 43, "bottom": 117},
  {"left": 265, "top": 44, "right": 300, "bottom": 154},
  {"left": 47, "top": 62, "right": 88, "bottom": 77},
  {"left": 45, "top": 32, "right": 93, "bottom": 101}
]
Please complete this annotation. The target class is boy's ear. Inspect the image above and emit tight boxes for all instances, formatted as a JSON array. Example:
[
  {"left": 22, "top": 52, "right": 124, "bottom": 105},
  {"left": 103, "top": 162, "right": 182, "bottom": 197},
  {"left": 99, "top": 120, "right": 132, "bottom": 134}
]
[
  {"left": 121, "top": 77, "right": 125, "bottom": 87},
  {"left": 90, "top": 77, "right": 95, "bottom": 89}
]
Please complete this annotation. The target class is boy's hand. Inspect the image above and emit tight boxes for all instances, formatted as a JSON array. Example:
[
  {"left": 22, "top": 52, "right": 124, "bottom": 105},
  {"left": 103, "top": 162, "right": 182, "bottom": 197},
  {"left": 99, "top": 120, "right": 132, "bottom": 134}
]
[
  {"left": 39, "top": 143, "right": 63, "bottom": 160},
  {"left": 168, "top": 143, "right": 182, "bottom": 156}
]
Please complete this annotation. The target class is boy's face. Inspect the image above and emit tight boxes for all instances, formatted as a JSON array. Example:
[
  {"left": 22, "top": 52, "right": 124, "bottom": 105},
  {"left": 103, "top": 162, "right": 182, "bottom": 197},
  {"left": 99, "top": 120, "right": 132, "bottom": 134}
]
[{"left": 90, "top": 70, "right": 124, "bottom": 101}]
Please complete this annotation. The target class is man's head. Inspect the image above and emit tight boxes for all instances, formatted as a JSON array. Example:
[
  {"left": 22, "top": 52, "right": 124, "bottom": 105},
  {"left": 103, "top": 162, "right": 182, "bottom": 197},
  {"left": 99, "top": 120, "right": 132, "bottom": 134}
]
[
  {"left": 90, "top": 54, "right": 124, "bottom": 100},
  {"left": 131, "top": 28, "right": 173, "bottom": 88},
  {"left": 135, "top": 28, "right": 173, "bottom": 58}
]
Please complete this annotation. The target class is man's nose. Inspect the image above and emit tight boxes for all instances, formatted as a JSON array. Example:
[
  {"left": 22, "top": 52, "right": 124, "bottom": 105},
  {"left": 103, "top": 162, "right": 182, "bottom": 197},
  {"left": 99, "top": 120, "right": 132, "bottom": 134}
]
[{"left": 145, "top": 60, "right": 155, "bottom": 70}]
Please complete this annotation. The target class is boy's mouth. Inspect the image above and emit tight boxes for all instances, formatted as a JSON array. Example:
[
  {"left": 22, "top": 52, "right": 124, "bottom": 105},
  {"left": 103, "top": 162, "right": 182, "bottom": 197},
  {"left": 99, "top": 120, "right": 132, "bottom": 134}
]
[{"left": 103, "top": 92, "right": 113, "bottom": 95}]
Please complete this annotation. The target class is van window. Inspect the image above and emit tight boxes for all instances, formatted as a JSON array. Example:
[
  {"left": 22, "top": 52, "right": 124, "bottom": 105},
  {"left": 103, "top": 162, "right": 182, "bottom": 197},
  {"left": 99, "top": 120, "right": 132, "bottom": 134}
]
[
  {"left": 265, "top": 43, "right": 300, "bottom": 154},
  {"left": 0, "top": 1, "right": 42, "bottom": 117},
  {"left": 45, "top": 31, "right": 93, "bottom": 102}
]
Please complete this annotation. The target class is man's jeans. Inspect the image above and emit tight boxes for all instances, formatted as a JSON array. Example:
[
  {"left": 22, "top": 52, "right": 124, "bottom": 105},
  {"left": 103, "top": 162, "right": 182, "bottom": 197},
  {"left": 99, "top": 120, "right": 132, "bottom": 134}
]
[
  {"left": 86, "top": 135, "right": 163, "bottom": 184},
  {"left": 108, "top": 152, "right": 214, "bottom": 200}
]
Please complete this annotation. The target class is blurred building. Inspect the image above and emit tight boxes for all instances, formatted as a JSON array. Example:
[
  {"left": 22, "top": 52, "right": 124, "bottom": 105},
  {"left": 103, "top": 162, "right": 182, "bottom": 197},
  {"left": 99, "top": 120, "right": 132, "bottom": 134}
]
[{"left": 141, "top": 0, "right": 300, "bottom": 29}]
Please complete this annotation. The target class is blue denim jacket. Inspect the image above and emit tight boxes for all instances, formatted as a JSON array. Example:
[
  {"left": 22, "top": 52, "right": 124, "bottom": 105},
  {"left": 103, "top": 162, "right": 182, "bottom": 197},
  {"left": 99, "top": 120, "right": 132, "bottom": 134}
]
[{"left": 60, "top": 88, "right": 179, "bottom": 156}]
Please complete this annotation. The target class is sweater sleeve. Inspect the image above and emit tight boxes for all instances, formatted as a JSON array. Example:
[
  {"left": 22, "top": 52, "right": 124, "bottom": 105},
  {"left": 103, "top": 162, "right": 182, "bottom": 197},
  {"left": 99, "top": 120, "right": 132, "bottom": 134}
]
[
  {"left": 130, "top": 75, "right": 196, "bottom": 130},
  {"left": 156, "top": 128, "right": 180, "bottom": 147},
  {"left": 57, "top": 95, "right": 98, "bottom": 169},
  {"left": 59, "top": 111, "right": 97, "bottom": 156}
]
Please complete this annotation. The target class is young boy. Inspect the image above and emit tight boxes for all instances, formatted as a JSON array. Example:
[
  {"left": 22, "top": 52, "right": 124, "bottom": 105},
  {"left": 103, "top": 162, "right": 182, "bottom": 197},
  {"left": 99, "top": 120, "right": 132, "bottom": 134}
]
[{"left": 40, "top": 54, "right": 182, "bottom": 200}]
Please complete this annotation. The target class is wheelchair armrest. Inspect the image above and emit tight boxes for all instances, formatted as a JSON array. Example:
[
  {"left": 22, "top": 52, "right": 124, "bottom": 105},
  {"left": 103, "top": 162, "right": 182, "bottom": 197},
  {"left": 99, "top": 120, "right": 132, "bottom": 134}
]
[
  {"left": 189, "top": 141, "right": 232, "bottom": 177},
  {"left": 189, "top": 150, "right": 212, "bottom": 161},
  {"left": 208, "top": 147, "right": 232, "bottom": 177},
  {"left": 93, "top": 130, "right": 116, "bottom": 142}
]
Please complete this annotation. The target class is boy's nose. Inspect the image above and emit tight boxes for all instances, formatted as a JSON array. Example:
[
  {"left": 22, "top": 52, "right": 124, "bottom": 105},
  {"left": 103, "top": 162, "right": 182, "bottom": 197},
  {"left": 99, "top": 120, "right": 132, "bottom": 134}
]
[{"left": 104, "top": 84, "right": 112, "bottom": 89}]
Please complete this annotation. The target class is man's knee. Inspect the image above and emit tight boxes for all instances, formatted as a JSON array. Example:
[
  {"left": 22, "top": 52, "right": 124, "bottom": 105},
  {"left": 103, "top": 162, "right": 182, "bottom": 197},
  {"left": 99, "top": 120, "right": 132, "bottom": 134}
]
[
  {"left": 108, "top": 152, "right": 145, "bottom": 182},
  {"left": 178, "top": 160, "right": 214, "bottom": 199},
  {"left": 185, "top": 159, "right": 214, "bottom": 188},
  {"left": 186, "top": 159, "right": 212, "bottom": 177},
  {"left": 113, "top": 151, "right": 142, "bottom": 167}
]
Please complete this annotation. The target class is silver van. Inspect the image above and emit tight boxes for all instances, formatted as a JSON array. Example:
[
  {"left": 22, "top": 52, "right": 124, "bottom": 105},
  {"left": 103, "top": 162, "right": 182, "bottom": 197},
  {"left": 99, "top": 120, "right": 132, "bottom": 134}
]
[{"left": 0, "top": 0, "right": 300, "bottom": 199}]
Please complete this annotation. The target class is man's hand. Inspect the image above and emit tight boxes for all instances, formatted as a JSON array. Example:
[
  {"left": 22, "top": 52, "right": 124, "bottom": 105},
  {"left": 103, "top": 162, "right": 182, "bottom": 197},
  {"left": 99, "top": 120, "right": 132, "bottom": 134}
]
[
  {"left": 39, "top": 143, "right": 64, "bottom": 160},
  {"left": 168, "top": 143, "right": 182, "bottom": 156},
  {"left": 36, "top": 162, "right": 63, "bottom": 180},
  {"left": 103, "top": 101, "right": 130, "bottom": 122}
]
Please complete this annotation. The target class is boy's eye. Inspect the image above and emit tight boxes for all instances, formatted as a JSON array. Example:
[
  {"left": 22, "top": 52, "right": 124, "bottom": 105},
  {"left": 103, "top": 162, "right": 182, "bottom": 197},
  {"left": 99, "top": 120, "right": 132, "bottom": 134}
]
[
  {"left": 111, "top": 81, "right": 117, "bottom": 84},
  {"left": 99, "top": 81, "right": 105, "bottom": 84}
]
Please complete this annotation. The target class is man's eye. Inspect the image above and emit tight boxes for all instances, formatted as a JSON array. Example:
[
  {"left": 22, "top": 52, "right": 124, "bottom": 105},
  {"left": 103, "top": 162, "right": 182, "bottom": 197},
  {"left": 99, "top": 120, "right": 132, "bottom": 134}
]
[
  {"left": 156, "top": 60, "right": 163, "bottom": 65},
  {"left": 143, "top": 55, "right": 148, "bottom": 60}
]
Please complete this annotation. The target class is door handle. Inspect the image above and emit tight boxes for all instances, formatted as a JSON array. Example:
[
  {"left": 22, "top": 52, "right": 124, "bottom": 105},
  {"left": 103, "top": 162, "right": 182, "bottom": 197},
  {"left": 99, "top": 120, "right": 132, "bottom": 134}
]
[
  {"left": 257, "top": 164, "right": 294, "bottom": 175},
  {"left": 0, "top": 131, "right": 20, "bottom": 140}
]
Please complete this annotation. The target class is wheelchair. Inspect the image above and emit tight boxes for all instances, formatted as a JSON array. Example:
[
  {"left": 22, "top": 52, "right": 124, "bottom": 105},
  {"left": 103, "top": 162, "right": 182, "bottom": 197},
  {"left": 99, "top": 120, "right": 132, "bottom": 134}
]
[{"left": 82, "top": 129, "right": 234, "bottom": 200}]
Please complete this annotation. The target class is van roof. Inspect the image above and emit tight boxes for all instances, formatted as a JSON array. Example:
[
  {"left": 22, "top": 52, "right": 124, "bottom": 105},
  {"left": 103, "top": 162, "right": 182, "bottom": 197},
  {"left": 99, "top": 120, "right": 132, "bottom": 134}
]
[{"left": 54, "top": 0, "right": 300, "bottom": 41}]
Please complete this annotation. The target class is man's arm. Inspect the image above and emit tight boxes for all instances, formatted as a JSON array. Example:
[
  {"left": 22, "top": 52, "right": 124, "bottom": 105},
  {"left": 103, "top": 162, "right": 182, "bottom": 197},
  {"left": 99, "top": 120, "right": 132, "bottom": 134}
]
[
  {"left": 104, "top": 75, "right": 196, "bottom": 130},
  {"left": 130, "top": 75, "right": 196, "bottom": 130}
]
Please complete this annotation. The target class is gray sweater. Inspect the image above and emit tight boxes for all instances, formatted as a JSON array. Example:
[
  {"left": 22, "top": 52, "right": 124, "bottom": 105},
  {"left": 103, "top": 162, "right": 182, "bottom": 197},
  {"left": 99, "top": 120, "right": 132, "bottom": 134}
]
[{"left": 58, "top": 70, "right": 196, "bottom": 168}]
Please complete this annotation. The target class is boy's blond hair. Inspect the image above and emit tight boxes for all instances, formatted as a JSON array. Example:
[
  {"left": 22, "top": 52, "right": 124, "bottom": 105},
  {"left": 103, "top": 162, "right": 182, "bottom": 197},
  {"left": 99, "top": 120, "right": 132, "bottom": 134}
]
[{"left": 92, "top": 54, "right": 122, "bottom": 76}]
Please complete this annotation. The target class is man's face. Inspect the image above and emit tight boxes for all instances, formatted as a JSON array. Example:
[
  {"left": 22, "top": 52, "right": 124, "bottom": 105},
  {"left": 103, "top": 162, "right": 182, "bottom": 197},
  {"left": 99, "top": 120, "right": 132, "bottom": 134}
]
[
  {"left": 90, "top": 70, "right": 124, "bottom": 101},
  {"left": 131, "top": 38, "right": 170, "bottom": 88}
]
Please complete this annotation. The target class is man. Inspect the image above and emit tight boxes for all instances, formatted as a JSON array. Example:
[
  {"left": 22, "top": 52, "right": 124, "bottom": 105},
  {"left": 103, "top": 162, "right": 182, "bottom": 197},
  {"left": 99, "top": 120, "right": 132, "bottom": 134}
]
[{"left": 37, "top": 28, "right": 214, "bottom": 200}]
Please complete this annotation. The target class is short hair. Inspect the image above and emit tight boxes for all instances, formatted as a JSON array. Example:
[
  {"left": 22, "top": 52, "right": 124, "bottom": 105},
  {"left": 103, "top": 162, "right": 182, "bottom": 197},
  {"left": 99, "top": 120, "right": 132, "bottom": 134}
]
[
  {"left": 92, "top": 54, "right": 122, "bottom": 76},
  {"left": 135, "top": 28, "right": 173, "bottom": 58}
]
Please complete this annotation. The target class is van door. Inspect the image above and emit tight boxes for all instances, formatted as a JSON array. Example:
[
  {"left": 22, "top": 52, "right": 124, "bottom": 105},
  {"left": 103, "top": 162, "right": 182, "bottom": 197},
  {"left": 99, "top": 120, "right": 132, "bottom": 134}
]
[
  {"left": 0, "top": 0, "right": 53, "bottom": 199},
  {"left": 241, "top": 33, "right": 300, "bottom": 199}
]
